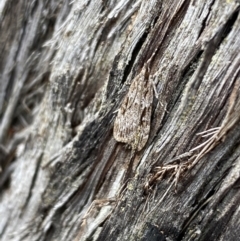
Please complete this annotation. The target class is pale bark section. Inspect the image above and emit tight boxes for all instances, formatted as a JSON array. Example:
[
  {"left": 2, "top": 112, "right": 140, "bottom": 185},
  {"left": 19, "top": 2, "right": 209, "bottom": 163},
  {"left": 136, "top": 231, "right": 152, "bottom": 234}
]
[{"left": 0, "top": 0, "right": 239, "bottom": 241}]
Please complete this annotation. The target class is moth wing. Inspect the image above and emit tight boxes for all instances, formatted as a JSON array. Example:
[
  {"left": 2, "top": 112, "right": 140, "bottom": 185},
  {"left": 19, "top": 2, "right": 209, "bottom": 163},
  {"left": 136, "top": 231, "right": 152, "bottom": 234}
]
[
  {"left": 113, "top": 67, "right": 153, "bottom": 151},
  {"left": 113, "top": 74, "right": 141, "bottom": 145},
  {"left": 136, "top": 77, "right": 153, "bottom": 151}
]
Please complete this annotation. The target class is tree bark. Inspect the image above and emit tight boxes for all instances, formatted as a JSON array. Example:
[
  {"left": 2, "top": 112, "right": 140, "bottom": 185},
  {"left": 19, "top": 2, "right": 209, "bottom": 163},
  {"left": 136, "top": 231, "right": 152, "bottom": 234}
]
[{"left": 0, "top": 0, "right": 240, "bottom": 240}]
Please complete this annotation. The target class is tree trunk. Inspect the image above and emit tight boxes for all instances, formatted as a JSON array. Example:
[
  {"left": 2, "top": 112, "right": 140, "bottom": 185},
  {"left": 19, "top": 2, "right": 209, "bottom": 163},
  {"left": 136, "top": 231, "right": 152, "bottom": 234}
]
[{"left": 0, "top": 0, "right": 240, "bottom": 240}]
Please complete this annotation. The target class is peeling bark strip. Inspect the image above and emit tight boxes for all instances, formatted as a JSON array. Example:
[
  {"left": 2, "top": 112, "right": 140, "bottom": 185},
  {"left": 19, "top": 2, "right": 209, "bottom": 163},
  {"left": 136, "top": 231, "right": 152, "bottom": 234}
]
[{"left": 113, "top": 65, "right": 153, "bottom": 151}]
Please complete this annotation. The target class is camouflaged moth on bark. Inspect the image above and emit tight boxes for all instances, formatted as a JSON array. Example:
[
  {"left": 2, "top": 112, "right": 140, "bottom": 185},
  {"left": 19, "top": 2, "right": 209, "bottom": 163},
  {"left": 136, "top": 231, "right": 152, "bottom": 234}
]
[{"left": 113, "top": 65, "right": 153, "bottom": 151}]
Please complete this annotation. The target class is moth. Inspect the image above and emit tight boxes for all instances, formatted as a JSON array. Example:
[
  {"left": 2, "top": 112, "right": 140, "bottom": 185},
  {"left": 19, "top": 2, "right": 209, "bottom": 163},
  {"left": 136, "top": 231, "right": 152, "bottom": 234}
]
[{"left": 113, "top": 65, "right": 153, "bottom": 151}]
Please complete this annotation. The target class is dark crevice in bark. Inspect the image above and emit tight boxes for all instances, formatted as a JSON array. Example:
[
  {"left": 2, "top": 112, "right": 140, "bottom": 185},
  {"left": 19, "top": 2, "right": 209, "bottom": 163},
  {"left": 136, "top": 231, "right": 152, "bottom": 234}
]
[
  {"left": 94, "top": 2, "right": 134, "bottom": 60},
  {"left": 167, "top": 50, "right": 203, "bottom": 120},
  {"left": 70, "top": 69, "right": 87, "bottom": 126},
  {"left": 137, "top": 10, "right": 162, "bottom": 62},
  {"left": 106, "top": 8, "right": 161, "bottom": 102},
  {"left": 68, "top": 176, "right": 96, "bottom": 212},
  {"left": 218, "top": 8, "right": 239, "bottom": 44},
  {"left": 178, "top": 128, "right": 240, "bottom": 240},
  {"left": 146, "top": 1, "right": 194, "bottom": 147},
  {"left": 30, "top": 0, "right": 39, "bottom": 17},
  {"left": 192, "top": 9, "right": 239, "bottom": 93},
  {"left": 122, "top": 31, "right": 149, "bottom": 85},
  {"left": 96, "top": 223, "right": 111, "bottom": 241},
  {"left": 94, "top": 148, "right": 118, "bottom": 195},
  {"left": 99, "top": 1, "right": 109, "bottom": 14},
  {"left": 171, "top": 0, "right": 191, "bottom": 29},
  {"left": 197, "top": 0, "right": 215, "bottom": 40},
  {"left": 44, "top": 224, "right": 55, "bottom": 241},
  {"left": 106, "top": 53, "right": 123, "bottom": 99},
  {"left": 149, "top": 49, "right": 202, "bottom": 162},
  {"left": 0, "top": 161, "right": 12, "bottom": 191},
  {"left": 200, "top": 196, "right": 240, "bottom": 241},
  {"left": 105, "top": 29, "right": 151, "bottom": 109},
  {"left": 42, "top": 110, "right": 115, "bottom": 211},
  {"left": 178, "top": 192, "right": 216, "bottom": 240},
  {"left": 5, "top": 68, "right": 16, "bottom": 106},
  {"left": 222, "top": 9, "right": 239, "bottom": 39},
  {"left": 92, "top": 20, "right": 115, "bottom": 58}
]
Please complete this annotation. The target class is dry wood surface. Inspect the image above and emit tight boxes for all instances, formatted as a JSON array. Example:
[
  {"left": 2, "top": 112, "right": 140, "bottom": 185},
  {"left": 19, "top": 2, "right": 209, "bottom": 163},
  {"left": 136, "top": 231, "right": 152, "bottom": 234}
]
[{"left": 0, "top": 0, "right": 240, "bottom": 240}]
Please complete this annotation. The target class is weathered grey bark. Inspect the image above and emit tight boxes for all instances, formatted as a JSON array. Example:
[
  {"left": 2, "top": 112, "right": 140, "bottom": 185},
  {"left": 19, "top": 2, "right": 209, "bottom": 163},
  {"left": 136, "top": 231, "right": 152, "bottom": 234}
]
[{"left": 0, "top": 0, "right": 240, "bottom": 240}]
